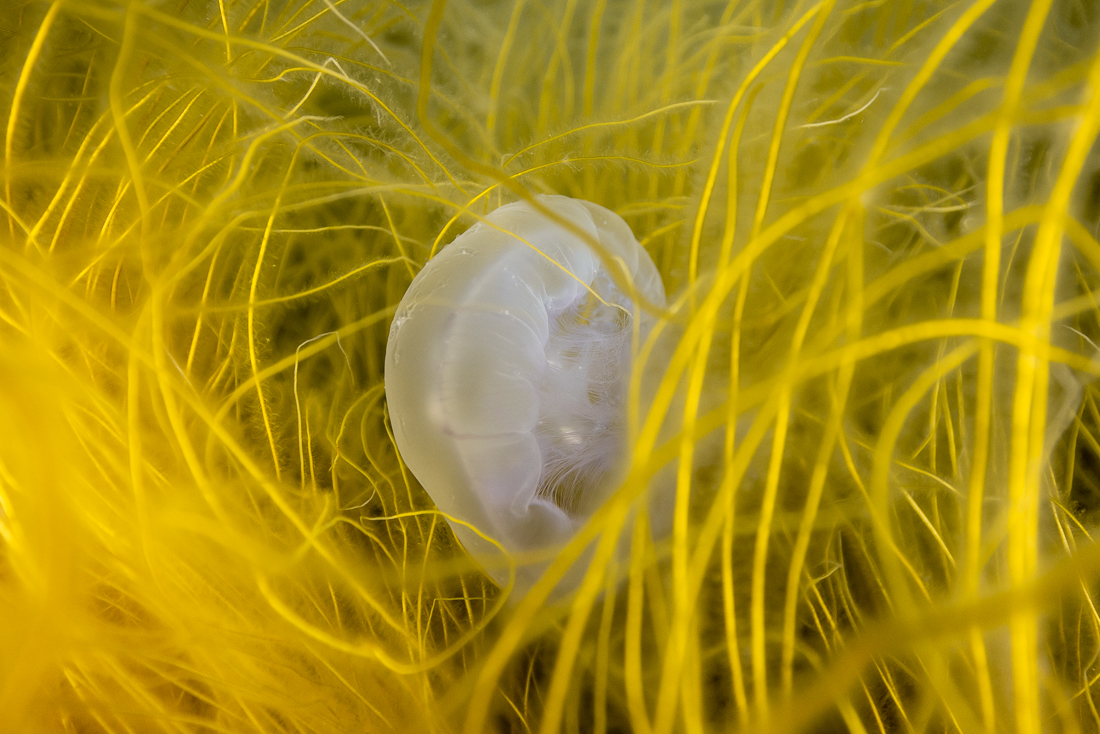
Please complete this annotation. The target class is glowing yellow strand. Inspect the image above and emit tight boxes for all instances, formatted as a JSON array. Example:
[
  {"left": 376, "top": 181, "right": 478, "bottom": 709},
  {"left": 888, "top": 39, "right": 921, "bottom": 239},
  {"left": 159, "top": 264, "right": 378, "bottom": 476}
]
[
  {"left": 686, "top": 1, "right": 826, "bottom": 303},
  {"left": 653, "top": 304, "right": 715, "bottom": 734},
  {"left": 745, "top": 2, "right": 837, "bottom": 715},
  {"left": 1007, "top": 15, "right": 1100, "bottom": 731},
  {"left": 487, "top": 0, "right": 527, "bottom": 136},
  {"left": 780, "top": 203, "right": 863, "bottom": 695},
  {"left": 4, "top": 0, "right": 62, "bottom": 246},
  {"left": 107, "top": 1, "right": 150, "bottom": 242}
]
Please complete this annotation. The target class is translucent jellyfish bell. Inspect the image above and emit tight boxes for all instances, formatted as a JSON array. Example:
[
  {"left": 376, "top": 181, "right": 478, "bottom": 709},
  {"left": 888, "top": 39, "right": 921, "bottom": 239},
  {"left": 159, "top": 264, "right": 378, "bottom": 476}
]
[{"left": 384, "top": 195, "right": 666, "bottom": 596}]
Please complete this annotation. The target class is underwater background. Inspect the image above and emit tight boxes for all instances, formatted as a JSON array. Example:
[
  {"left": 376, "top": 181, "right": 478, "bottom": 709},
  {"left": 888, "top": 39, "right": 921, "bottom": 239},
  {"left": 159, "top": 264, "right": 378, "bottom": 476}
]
[{"left": 3, "top": 0, "right": 1100, "bottom": 731}]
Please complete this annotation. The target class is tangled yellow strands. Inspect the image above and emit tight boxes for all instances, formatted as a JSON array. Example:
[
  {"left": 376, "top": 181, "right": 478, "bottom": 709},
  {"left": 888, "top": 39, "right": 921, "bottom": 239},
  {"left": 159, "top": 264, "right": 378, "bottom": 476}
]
[{"left": 2, "top": 0, "right": 1100, "bottom": 731}]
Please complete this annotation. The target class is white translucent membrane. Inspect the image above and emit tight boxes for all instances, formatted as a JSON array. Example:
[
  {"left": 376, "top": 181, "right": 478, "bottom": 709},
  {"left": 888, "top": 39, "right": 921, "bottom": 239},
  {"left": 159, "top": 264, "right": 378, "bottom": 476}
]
[{"left": 384, "top": 195, "right": 666, "bottom": 596}]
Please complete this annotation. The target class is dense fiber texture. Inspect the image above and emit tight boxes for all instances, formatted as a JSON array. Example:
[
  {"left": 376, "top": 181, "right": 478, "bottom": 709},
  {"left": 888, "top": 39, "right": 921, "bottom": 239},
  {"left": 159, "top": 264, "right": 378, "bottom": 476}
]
[{"left": 2, "top": 0, "right": 1100, "bottom": 732}]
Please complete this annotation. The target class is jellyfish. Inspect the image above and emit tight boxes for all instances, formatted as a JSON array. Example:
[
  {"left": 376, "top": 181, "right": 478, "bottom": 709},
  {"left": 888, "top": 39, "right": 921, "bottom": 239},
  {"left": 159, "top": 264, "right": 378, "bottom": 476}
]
[{"left": 384, "top": 195, "right": 666, "bottom": 595}]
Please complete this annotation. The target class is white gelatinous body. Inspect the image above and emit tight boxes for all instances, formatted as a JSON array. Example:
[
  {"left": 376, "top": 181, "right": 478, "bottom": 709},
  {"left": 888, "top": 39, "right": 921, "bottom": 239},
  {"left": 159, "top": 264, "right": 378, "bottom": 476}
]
[{"left": 384, "top": 195, "right": 665, "bottom": 593}]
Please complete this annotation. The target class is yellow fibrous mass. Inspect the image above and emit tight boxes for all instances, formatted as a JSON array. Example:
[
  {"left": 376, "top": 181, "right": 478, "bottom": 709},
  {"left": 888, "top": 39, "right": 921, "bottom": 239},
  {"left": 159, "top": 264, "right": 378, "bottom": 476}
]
[{"left": 1, "top": 0, "right": 1100, "bottom": 732}]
